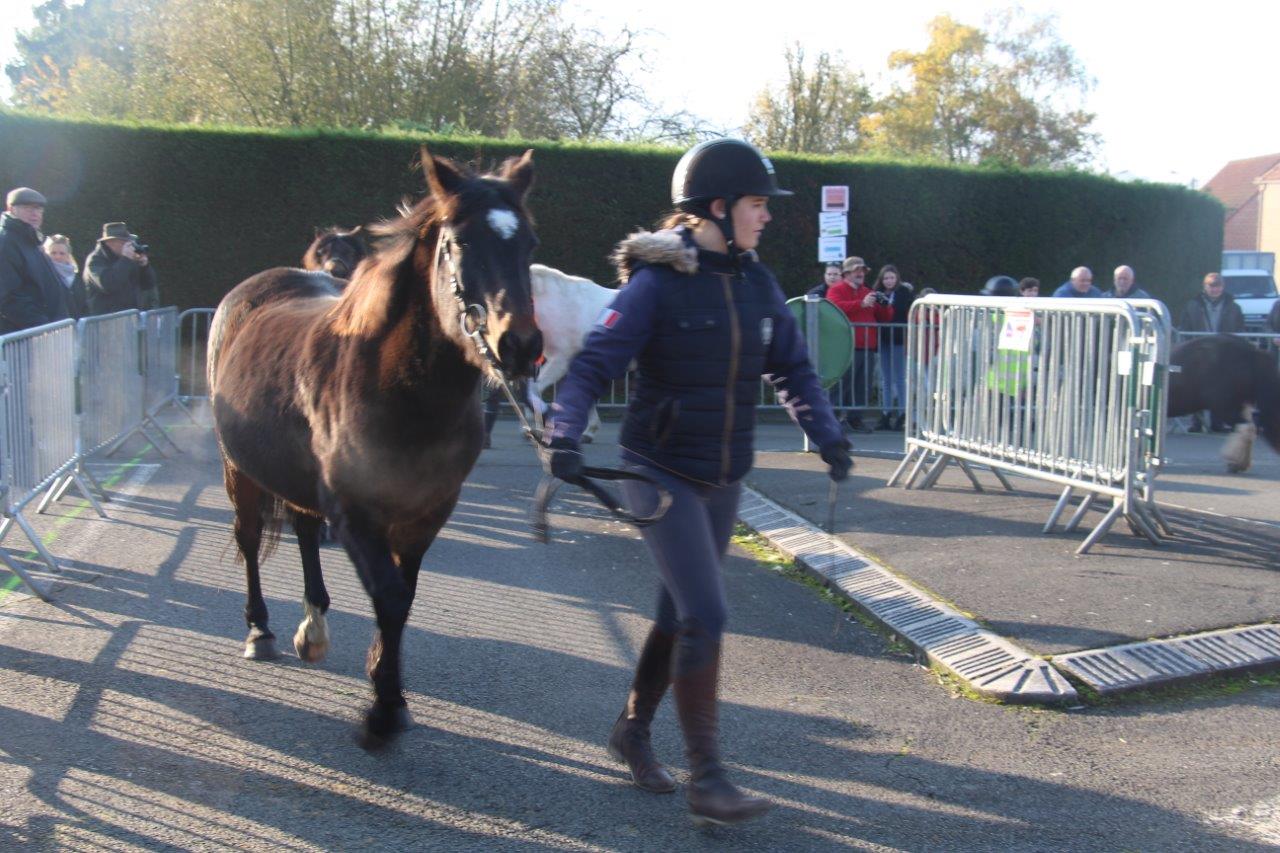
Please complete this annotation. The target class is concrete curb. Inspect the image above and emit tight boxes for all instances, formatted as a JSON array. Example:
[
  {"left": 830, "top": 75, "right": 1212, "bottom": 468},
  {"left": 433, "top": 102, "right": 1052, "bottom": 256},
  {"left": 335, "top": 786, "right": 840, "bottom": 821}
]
[
  {"left": 737, "top": 487, "right": 1078, "bottom": 705},
  {"left": 1054, "top": 623, "right": 1280, "bottom": 695}
]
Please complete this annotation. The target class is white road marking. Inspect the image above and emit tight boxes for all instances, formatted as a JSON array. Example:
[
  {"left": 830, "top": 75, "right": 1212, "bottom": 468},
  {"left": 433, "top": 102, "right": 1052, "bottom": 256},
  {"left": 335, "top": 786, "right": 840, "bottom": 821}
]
[{"left": 1206, "top": 793, "right": 1280, "bottom": 844}]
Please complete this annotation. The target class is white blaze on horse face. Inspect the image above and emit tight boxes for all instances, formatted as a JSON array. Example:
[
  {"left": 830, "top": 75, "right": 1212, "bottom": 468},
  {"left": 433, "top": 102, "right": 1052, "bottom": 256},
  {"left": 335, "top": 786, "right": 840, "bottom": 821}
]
[{"left": 487, "top": 208, "right": 519, "bottom": 240}]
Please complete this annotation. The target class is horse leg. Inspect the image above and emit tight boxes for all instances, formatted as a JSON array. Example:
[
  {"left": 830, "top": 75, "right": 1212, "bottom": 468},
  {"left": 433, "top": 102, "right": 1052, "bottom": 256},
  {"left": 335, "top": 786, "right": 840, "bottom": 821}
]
[
  {"left": 323, "top": 499, "right": 415, "bottom": 748},
  {"left": 291, "top": 511, "right": 331, "bottom": 663},
  {"left": 225, "top": 463, "right": 279, "bottom": 660},
  {"left": 585, "top": 404, "right": 601, "bottom": 443}
]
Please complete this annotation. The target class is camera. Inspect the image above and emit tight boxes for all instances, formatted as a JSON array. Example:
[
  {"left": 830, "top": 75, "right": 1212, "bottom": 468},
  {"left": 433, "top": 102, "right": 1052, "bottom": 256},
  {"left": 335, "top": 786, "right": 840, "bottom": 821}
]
[
  {"left": 130, "top": 239, "right": 150, "bottom": 255},
  {"left": 873, "top": 291, "right": 890, "bottom": 304}
]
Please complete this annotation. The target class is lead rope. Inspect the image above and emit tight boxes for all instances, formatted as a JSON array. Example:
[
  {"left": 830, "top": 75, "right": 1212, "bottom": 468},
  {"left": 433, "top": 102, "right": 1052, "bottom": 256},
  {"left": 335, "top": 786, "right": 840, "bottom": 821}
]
[{"left": 434, "top": 231, "right": 671, "bottom": 540}]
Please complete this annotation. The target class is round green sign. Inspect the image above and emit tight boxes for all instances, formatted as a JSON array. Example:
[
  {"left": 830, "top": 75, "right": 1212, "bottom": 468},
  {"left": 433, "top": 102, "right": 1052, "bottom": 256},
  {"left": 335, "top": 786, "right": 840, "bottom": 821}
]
[{"left": 786, "top": 296, "right": 853, "bottom": 389}]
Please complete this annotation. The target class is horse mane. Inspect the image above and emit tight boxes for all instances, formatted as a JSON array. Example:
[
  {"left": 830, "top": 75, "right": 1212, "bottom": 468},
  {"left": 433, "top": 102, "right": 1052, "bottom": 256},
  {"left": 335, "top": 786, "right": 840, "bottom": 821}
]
[{"left": 328, "top": 195, "right": 448, "bottom": 337}]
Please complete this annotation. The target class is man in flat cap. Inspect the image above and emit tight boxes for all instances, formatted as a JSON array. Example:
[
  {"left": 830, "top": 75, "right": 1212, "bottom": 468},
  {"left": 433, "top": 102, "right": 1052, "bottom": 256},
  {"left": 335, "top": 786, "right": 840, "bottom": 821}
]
[
  {"left": 0, "top": 187, "right": 72, "bottom": 333},
  {"left": 83, "top": 221, "right": 159, "bottom": 315}
]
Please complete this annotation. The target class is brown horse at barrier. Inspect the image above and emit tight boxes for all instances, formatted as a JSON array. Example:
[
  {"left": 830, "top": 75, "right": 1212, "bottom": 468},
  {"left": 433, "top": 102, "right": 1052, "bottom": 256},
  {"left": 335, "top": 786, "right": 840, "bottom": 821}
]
[
  {"left": 208, "top": 149, "right": 542, "bottom": 747},
  {"left": 302, "top": 225, "right": 369, "bottom": 282}
]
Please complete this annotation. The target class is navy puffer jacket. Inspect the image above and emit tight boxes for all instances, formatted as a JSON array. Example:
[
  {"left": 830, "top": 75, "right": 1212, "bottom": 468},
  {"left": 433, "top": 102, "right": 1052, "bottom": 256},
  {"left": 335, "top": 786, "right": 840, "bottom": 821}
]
[{"left": 551, "top": 228, "right": 844, "bottom": 486}]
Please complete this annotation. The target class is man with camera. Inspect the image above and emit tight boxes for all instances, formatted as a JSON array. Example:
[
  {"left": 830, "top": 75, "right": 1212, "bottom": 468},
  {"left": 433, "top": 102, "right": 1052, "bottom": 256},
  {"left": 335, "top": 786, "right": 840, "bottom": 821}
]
[
  {"left": 826, "top": 256, "right": 893, "bottom": 433},
  {"left": 84, "top": 221, "right": 159, "bottom": 315}
]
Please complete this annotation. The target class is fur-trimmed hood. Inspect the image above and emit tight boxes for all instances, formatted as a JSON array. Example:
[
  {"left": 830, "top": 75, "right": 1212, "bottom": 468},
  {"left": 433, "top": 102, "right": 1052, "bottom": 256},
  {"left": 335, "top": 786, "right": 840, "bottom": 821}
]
[{"left": 611, "top": 229, "right": 699, "bottom": 283}]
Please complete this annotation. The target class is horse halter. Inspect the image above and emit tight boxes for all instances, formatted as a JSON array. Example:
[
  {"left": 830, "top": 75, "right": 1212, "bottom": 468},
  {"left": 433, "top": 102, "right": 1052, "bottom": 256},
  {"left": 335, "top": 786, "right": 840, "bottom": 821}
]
[{"left": 432, "top": 224, "right": 672, "bottom": 539}]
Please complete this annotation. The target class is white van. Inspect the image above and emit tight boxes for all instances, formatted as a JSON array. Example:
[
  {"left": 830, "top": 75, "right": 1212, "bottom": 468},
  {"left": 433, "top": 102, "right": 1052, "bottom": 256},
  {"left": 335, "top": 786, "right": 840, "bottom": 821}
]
[{"left": 1222, "top": 268, "right": 1278, "bottom": 330}]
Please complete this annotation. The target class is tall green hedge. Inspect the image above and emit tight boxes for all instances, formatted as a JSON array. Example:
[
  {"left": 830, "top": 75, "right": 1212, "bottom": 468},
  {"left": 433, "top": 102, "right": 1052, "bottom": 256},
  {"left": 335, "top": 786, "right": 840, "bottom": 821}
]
[{"left": 0, "top": 112, "right": 1223, "bottom": 310}]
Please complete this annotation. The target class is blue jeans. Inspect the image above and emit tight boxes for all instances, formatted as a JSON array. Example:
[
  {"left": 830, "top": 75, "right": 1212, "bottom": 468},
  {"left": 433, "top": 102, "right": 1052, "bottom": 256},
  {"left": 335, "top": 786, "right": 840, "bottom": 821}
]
[{"left": 880, "top": 344, "right": 906, "bottom": 410}]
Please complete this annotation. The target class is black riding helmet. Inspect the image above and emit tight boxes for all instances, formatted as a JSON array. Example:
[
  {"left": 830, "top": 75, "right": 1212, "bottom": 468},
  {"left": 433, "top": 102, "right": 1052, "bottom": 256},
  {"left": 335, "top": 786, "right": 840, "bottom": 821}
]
[
  {"left": 981, "top": 275, "right": 1020, "bottom": 297},
  {"left": 671, "top": 138, "right": 793, "bottom": 254}
]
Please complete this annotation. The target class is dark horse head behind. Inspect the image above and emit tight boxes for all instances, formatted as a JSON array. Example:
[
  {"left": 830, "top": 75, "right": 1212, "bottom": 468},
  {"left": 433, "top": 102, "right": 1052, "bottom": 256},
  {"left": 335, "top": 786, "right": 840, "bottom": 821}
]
[
  {"left": 303, "top": 225, "right": 369, "bottom": 281},
  {"left": 209, "top": 149, "right": 541, "bottom": 748}
]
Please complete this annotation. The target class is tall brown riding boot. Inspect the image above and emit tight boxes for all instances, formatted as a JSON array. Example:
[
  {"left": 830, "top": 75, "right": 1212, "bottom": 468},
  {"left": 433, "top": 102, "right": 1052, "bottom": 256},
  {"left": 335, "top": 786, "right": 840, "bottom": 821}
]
[
  {"left": 672, "top": 642, "right": 771, "bottom": 826},
  {"left": 607, "top": 627, "right": 677, "bottom": 793}
]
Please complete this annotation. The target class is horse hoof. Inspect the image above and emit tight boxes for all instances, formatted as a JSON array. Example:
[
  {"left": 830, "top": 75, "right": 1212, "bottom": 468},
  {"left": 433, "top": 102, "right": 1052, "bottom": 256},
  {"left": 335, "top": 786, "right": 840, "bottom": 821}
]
[
  {"left": 293, "top": 633, "right": 329, "bottom": 663},
  {"left": 243, "top": 634, "right": 280, "bottom": 661},
  {"left": 358, "top": 702, "right": 412, "bottom": 750},
  {"left": 581, "top": 434, "right": 594, "bottom": 445}
]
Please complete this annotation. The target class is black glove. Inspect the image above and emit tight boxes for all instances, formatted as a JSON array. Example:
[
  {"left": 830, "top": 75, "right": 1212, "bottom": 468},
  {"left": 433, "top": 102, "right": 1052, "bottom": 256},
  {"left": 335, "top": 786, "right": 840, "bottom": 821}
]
[
  {"left": 546, "top": 436, "right": 583, "bottom": 481},
  {"left": 820, "top": 440, "right": 853, "bottom": 482}
]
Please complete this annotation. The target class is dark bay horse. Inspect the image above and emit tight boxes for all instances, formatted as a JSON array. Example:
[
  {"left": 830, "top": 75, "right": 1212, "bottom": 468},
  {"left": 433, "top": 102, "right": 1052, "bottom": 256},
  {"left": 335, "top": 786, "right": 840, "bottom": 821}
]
[
  {"left": 209, "top": 149, "right": 542, "bottom": 747},
  {"left": 1168, "top": 334, "right": 1280, "bottom": 470},
  {"left": 303, "top": 225, "right": 369, "bottom": 281}
]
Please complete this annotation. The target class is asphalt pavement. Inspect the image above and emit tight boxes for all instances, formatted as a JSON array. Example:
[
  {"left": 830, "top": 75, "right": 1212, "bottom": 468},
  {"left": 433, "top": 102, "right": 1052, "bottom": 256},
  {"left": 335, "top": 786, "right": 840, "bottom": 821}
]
[{"left": 0, "top": 415, "right": 1277, "bottom": 851}]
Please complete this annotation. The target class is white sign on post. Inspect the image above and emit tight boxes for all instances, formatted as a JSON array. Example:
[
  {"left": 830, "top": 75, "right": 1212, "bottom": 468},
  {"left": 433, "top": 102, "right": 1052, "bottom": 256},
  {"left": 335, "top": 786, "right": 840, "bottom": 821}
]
[
  {"left": 818, "top": 236, "right": 846, "bottom": 263},
  {"left": 821, "top": 185, "right": 850, "bottom": 213},
  {"left": 998, "top": 309, "right": 1035, "bottom": 352},
  {"left": 819, "top": 211, "right": 848, "bottom": 238}
]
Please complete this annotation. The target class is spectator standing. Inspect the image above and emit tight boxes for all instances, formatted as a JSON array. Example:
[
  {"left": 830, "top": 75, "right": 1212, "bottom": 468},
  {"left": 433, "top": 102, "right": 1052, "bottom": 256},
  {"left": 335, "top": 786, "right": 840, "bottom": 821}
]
[
  {"left": 1105, "top": 265, "right": 1151, "bottom": 299},
  {"left": 873, "top": 264, "right": 914, "bottom": 430},
  {"left": 827, "top": 256, "right": 892, "bottom": 432},
  {"left": 1180, "top": 272, "right": 1243, "bottom": 335},
  {"left": 1052, "top": 266, "right": 1103, "bottom": 298},
  {"left": 1181, "top": 272, "right": 1244, "bottom": 432},
  {"left": 43, "top": 234, "right": 87, "bottom": 319},
  {"left": 0, "top": 187, "right": 72, "bottom": 333},
  {"left": 84, "top": 222, "right": 159, "bottom": 315},
  {"left": 1019, "top": 277, "right": 1040, "bottom": 297},
  {"left": 807, "top": 262, "right": 843, "bottom": 298}
]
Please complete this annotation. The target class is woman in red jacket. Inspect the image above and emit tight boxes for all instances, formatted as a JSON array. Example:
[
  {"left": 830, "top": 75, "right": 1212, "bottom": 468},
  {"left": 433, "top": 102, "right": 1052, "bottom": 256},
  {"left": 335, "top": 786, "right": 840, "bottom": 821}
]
[{"left": 826, "top": 257, "right": 892, "bottom": 432}]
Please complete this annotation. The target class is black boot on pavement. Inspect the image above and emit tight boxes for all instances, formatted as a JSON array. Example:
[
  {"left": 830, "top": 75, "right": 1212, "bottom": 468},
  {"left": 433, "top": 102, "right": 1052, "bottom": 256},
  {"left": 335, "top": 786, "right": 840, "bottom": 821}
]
[
  {"left": 607, "top": 627, "right": 677, "bottom": 793},
  {"left": 672, "top": 638, "right": 771, "bottom": 826}
]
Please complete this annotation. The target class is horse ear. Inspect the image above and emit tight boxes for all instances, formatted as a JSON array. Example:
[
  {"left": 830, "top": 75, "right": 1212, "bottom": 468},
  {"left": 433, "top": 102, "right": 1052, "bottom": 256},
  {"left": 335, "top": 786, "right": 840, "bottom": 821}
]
[
  {"left": 503, "top": 149, "right": 535, "bottom": 200},
  {"left": 314, "top": 226, "right": 325, "bottom": 239},
  {"left": 423, "top": 149, "right": 466, "bottom": 201}
]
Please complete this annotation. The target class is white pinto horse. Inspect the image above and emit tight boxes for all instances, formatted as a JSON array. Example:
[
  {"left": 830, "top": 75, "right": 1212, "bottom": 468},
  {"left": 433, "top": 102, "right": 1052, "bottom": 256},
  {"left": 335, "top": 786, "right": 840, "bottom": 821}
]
[{"left": 529, "top": 263, "right": 618, "bottom": 442}]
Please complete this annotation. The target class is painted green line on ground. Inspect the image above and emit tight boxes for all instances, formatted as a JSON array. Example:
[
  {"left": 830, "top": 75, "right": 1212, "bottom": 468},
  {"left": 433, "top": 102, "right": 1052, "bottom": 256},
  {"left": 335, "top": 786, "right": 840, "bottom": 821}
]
[{"left": 0, "top": 447, "right": 152, "bottom": 604}]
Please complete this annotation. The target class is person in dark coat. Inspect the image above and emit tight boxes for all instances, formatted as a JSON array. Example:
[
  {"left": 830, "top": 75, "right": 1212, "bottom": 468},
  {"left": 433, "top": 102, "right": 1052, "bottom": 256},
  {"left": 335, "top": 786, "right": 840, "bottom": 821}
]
[
  {"left": 1180, "top": 272, "right": 1245, "bottom": 432},
  {"left": 546, "top": 139, "right": 851, "bottom": 827},
  {"left": 806, "top": 262, "right": 843, "bottom": 298},
  {"left": 42, "top": 234, "right": 88, "bottom": 319},
  {"left": 1180, "top": 272, "right": 1244, "bottom": 334},
  {"left": 83, "top": 222, "right": 159, "bottom": 315},
  {"left": 873, "top": 264, "right": 915, "bottom": 430},
  {"left": 0, "top": 187, "right": 73, "bottom": 333}
]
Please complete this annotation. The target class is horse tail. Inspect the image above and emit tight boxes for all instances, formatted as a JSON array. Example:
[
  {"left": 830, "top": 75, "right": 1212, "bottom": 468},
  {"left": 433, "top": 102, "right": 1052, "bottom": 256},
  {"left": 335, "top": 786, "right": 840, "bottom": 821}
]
[
  {"left": 1251, "top": 347, "right": 1280, "bottom": 454},
  {"left": 258, "top": 493, "right": 286, "bottom": 560}
]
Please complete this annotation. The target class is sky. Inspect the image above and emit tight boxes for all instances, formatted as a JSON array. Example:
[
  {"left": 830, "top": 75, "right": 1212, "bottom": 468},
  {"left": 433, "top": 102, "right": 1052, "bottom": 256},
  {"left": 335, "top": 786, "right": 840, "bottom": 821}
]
[{"left": 2, "top": 0, "right": 1278, "bottom": 186}]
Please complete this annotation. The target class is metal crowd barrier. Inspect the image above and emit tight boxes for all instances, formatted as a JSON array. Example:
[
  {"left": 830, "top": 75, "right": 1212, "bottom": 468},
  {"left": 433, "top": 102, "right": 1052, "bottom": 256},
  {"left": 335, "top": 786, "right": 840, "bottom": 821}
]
[
  {"left": 138, "top": 306, "right": 188, "bottom": 450},
  {"left": 888, "top": 295, "right": 1171, "bottom": 554},
  {"left": 0, "top": 320, "right": 101, "bottom": 599},
  {"left": 178, "top": 308, "right": 216, "bottom": 410}
]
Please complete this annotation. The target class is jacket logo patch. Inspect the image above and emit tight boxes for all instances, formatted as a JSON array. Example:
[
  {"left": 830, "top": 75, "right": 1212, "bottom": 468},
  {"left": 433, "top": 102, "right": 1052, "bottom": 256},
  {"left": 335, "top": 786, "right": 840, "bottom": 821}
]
[
  {"left": 760, "top": 317, "right": 773, "bottom": 347},
  {"left": 596, "top": 308, "right": 623, "bottom": 329}
]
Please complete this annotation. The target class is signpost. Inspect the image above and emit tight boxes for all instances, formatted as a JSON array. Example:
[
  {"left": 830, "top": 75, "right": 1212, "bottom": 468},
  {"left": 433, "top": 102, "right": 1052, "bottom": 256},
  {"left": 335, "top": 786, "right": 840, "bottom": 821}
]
[{"left": 818, "top": 186, "right": 849, "bottom": 264}]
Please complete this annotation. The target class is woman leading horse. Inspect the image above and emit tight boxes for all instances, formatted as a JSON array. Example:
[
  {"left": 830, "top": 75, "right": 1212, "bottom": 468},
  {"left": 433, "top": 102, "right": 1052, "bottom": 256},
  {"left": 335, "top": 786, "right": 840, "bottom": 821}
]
[{"left": 545, "top": 139, "right": 852, "bottom": 825}]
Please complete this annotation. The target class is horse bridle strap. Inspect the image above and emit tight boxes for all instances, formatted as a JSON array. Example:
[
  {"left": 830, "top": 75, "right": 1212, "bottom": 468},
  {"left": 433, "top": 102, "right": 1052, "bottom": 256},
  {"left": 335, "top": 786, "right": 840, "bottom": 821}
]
[{"left": 433, "top": 229, "right": 672, "bottom": 539}]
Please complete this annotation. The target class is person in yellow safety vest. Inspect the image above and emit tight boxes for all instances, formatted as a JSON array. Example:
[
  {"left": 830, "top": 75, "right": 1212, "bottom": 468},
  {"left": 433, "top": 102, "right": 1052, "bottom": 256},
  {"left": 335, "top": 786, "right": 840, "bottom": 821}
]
[{"left": 982, "top": 275, "right": 1033, "bottom": 399}]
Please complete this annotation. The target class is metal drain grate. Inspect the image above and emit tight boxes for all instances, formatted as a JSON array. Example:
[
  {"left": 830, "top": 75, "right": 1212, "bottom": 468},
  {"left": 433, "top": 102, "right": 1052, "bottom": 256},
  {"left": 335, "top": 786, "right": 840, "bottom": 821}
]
[
  {"left": 738, "top": 488, "right": 1077, "bottom": 704},
  {"left": 1055, "top": 624, "right": 1280, "bottom": 694}
]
